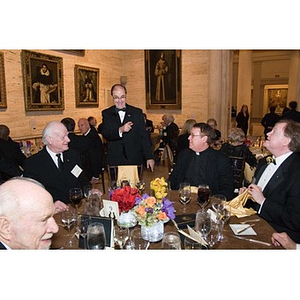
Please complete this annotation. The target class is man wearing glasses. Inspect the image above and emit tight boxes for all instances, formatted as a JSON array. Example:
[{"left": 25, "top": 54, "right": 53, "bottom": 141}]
[
  {"left": 169, "top": 122, "right": 234, "bottom": 200},
  {"left": 101, "top": 84, "right": 154, "bottom": 171}
]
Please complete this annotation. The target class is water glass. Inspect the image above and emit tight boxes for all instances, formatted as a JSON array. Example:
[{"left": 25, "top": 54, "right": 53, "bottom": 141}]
[
  {"left": 129, "top": 228, "right": 149, "bottom": 250},
  {"left": 183, "top": 237, "right": 203, "bottom": 250},
  {"left": 195, "top": 210, "right": 212, "bottom": 240},
  {"left": 161, "top": 232, "right": 181, "bottom": 249},
  {"left": 179, "top": 182, "right": 191, "bottom": 211},
  {"left": 114, "top": 225, "right": 129, "bottom": 250},
  {"left": 87, "top": 222, "right": 106, "bottom": 250}
]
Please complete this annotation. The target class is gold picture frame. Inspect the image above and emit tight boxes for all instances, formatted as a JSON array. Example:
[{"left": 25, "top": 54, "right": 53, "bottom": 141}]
[
  {"left": 22, "top": 50, "right": 64, "bottom": 111},
  {"left": 0, "top": 52, "right": 7, "bottom": 108},
  {"left": 75, "top": 65, "right": 99, "bottom": 107},
  {"left": 145, "top": 50, "right": 181, "bottom": 110}
]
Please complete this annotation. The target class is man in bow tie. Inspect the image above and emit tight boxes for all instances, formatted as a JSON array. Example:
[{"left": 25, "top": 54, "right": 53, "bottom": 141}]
[
  {"left": 101, "top": 84, "right": 154, "bottom": 172},
  {"left": 245, "top": 119, "right": 300, "bottom": 243}
]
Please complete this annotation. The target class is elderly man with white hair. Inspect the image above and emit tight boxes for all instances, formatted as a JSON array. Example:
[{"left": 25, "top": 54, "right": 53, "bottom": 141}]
[
  {"left": 0, "top": 177, "right": 59, "bottom": 249},
  {"left": 23, "top": 121, "right": 89, "bottom": 211}
]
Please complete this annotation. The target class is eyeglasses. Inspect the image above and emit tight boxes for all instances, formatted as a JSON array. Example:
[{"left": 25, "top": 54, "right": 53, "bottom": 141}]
[{"left": 112, "top": 95, "right": 126, "bottom": 100}]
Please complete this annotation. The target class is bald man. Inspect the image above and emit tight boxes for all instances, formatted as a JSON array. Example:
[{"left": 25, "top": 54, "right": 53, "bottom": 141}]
[{"left": 0, "top": 177, "right": 58, "bottom": 249}]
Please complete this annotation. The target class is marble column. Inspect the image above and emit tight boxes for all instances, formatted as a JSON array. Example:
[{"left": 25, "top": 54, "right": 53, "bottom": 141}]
[{"left": 288, "top": 50, "right": 300, "bottom": 105}]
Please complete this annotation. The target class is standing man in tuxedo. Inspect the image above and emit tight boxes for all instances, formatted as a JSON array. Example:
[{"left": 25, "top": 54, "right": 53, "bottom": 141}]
[
  {"left": 23, "top": 121, "right": 89, "bottom": 211},
  {"left": 247, "top": 119, "right": 300, "bottom": 243},
  {"left": 101, "top": 84, "right": 154, "bottom": 171},
  {"left": 0, "top": 177, "right": 58, "bottom": 250}
]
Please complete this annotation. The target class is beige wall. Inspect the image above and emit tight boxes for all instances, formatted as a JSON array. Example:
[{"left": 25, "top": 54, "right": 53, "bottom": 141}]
[{"left": 1, "top": 49, "right": 216, "bottom": 140}]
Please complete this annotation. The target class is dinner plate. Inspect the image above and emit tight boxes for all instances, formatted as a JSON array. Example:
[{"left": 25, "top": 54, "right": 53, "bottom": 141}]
[{"left": 229, "top": 224, "right": 257, "bottom": 236}]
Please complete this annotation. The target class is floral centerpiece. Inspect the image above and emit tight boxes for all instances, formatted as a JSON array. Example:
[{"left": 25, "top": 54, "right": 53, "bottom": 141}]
[
  {"left": 110, "top": 186, "right": 141, "bottom": 228},
  {"left": 150, "top": 177, "right": 168, "bottom": 202},
  {"left": 133, "top": 194, "right": 176, "bottom": 242}
]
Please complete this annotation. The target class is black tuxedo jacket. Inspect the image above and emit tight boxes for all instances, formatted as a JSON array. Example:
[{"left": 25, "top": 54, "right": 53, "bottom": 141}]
[
  {"left": 0, "top": 241, "right": 7, "bottom": 249},
  {"left": 254, "top": 152, "right": 300, "bottom": 243},
  {"left": 169, "top": 148, "right": 234, "bottom": 200},
  {"left": 23, "top": 147, "right": 88, "bottom": 204},
  {"left": 101, "top": 104, "right": 152, "bottom": 165}
]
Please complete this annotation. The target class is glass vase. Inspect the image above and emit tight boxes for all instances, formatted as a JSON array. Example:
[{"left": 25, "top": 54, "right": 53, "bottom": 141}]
[
  {"left": 141, "top": 221, "right": 164, "bottom": 242},
  {"left": 117, "top": 210, "right": 137, "bottom": 228}
]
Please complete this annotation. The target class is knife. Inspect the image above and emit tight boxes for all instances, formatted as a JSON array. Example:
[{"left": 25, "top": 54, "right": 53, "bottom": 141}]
[{"left": 232, "top": 235, "right": 272, "bottom": 246}]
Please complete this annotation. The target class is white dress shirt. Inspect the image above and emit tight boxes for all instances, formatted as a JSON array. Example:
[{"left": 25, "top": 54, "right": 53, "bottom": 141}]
[{"left": 46, "top": 146, "right": 64, "bottom": 169}]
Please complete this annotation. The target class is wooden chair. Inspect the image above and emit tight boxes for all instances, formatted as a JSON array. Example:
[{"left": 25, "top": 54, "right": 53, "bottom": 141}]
[
  {"left": 229, "top": 156, "right": 246, "bottom": 191},
  {"left": 107, "top": 165, "right": 143, "bottom": 188}
]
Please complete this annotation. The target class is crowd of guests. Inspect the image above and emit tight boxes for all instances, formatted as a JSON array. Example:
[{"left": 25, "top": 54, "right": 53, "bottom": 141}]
[{"left": 1, "top": 87, "right": 300, "bottom": 249}]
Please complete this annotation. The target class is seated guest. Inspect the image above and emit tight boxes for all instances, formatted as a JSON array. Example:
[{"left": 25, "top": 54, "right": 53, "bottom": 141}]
[
  {"left": 175, "top": 118, "right": 196, "bottom": 163},
  {"left": 0, "top": 177, "right": 59, "bottom": 249},
  {"left": 143, "top": 113, "right": 154, "bottom": 133},
  {"left": 78, "top": 118, "right": 103, "bottom": 184},
  {"left": 161, "top": 114, "right": 179, "bottom": 152},
  {"left": 23, "top": 121, "right": 89, "bottom": 209},
  {"left": 271, "top": 232, "right": 299, "bottom": 250},
  {"left": 219, "top": 127, "right": 257, "bottom": 168},
  {"left": 88, "top": 116, "right": 97, "bottom": 128},
  {"left": 0, "top": 124, "right": 26, "bottom": 182},
  {"left": 246, "top": 119, "right": 300, "bottom": 243},
  {"left": 169, "top": 122, "right": 234, "bottom": 200},
  {"left": 207, "top": 118, "right": 222, "bottom": 147}
]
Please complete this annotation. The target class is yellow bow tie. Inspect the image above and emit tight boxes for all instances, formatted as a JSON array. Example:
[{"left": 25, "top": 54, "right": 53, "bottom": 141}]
[{"left": 266, "top": 156, "right": 276, "bottom": 165}]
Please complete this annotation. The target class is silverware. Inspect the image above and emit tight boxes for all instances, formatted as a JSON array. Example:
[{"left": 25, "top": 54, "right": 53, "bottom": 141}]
[
  {"left": 236, "top": 223, "right": 255, "bottom": 234},
  {"left": 232, "top": 235, "right": 272, "bottom": 246},
  {"left": 240, "top": 218, "right": 260, "bottom": 224}
]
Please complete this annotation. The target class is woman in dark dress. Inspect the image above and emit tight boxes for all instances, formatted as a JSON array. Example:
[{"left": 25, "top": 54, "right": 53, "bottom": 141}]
[{"left": 236, "top": 104, "right": 249, "bottom": 136}]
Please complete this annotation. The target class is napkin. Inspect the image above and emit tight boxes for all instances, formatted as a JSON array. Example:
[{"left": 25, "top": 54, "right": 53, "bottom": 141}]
[
  {"left": 191, "top": 186, "right": 198, "bottom": 194},
  {"left": 117, "top": 165, "right": 139, "bottom": 188},
  {"left": 226, "top": 189, "right": 257, "bottom": 218},
  {"left": 187, "top": 225, "right": 208, "bottom": 246}
]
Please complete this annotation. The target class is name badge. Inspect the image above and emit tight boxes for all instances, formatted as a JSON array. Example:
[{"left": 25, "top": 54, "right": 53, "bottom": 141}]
[{"left": 71, "top": 165, "right": 82, "bottom": 178}]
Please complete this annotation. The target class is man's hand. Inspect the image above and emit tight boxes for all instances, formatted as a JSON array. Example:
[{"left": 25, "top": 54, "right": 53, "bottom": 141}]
[
  {"left": 248, "top": 184, "right": 266, "bottom": 205},
  {"left": 271, "top": 232, "right": 296, "bottom": 249},
  {"left": 119, "top": 121, "right": 133, "bottom": 133},
  {"left": 54, "top": 200, "right": 68, "bottom": 214},
  {"left": 146, "top": 159, "right": 155, "bottom": 172}
]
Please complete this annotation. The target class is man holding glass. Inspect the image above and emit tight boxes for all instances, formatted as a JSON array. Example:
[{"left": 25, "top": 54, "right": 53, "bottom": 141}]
[{"left": 169, "top": 122, "right": 234, "bottom": 200}]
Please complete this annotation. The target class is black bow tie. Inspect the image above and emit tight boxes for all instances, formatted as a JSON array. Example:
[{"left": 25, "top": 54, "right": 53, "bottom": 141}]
[{"left": 116, "top": 107, "right": 126, "bottom": 113}]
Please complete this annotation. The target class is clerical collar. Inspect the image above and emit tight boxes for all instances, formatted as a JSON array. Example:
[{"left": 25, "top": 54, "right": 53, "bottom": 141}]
[{"left": 195, "top": 147, "right": 210, "bottom": 156}]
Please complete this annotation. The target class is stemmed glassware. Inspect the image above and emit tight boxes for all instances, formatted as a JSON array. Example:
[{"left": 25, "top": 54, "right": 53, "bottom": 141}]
[
  {"left": 61, "top": 207, "right": 77, "bottom": 247},
  {"left": 69, "top": 187, "right": 83, "bottom": 215},
  {"left": 83, "top": 185, "right": 92, "bottom": 198},
  {"left": 195, "top": 210, "right": 212, "bottom": 241},
  {"left": 197, "top": 184, "right": 211, "bottom": 210},
  {"left": 179, "top": 182, "right": 191, "bottom": 211},
  {"left": 205, "top": 220, "right": 220, "bottom": 248},
  {"left": 216, "top": 204, "right": 231, "bottom": 242},
  {"left": 128, "top": 228, "right": 149, "bottom": 250},
  {"left": 135, "top": 180, "right": 146, "bottom": 194},
  {"left": 113, "top": 225, "right": 129, "bottom": 250},
  {"left": 161, "top": 232, "right": 182, "bottom": 249},
  {"left": 77, "top": 217, "right": 90, "bottom": 249}
]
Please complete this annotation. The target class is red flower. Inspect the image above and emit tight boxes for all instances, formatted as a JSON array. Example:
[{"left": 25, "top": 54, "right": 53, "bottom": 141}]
[{"left": 111, "top": 186, "right": 141, "bottom": 212}]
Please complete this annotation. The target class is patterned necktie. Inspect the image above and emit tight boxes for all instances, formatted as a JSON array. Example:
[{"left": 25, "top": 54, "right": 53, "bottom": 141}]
[{"left": 56, "top": 153, "right": 64, "bottom": 171}]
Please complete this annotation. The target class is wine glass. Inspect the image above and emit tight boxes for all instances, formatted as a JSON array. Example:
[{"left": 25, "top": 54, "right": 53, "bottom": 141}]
[
  {"left": 195, "top": 210, "right": 212, "bottom": 241},
  {"left": 87, "top": 222, "right": 106, "bottom": 250},
  {"left": 135, "top": 180, "right": 146, "bottom": 194},
  {"left": 216, "top": 204, "right": 231, "bottom": 242},
  {"left": 161, "top": 232, "right": 182, "bottom": 249},
  {"left": 179, "top": 182, "right": 191, "bottom": 211},
  {"left": 197, "top": 184, "right": 211, "bottom": 210},
  {"left": 206, "top": 220, "right": 220, "bottom": 248},
  {"left": 61, "top": 207, "right": 77, "bottom": 247},
  {"left": 129, "top": 228, "right": 150, "bottom": 250},
  {"left": 83, "top": 185, "right": 92, "bottom": 198},
  {"left": 69, "top": 187, "right": 83, "bottom": 215},
  {"left": 77, "top": 217, "right": 90, "bottom": 249},
  {"left": 211, "top": 194, "right": 227, "bottom": 218},
  {"left": 113, "top": 225, "right": 129, "bottom": 250}
]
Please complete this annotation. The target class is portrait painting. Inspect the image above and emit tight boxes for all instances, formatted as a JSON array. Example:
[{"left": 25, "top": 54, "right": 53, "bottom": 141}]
[
  {"left": 75, "top": 65, "right": 99, "bottom": 108},
  {"left": 0, "top": 52, "right": 7, "bottom": 108},
  {"left": 22, "top": 50, "right": 64, "bottom": 111},
  {"left": 145, "top": 50, "right": 181, "bottom": 110}
]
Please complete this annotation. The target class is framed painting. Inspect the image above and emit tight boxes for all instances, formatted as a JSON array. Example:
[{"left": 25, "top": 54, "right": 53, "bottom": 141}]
[
  {"left": 22, "top": 50, "right": 64, "bottom": 111},
  {"left": 0, "top": 52, "right": 7, "bottom": 108},
  {"left": 75, "top": 65, "right": 99, "bottom": 107},
  {"left": 263, "top": 84, "right": 288, "bottom": 115},
  {"left": 145, "top": 50, "right": 181, "bottom": 110}
]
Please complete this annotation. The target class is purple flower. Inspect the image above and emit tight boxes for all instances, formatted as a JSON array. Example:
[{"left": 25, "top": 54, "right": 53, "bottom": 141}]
[
  {"left": 162, "top": 198, "right": 176, "bottom": 220},
  {"left": 145, "top": 207, "right": 153, "bottom": 213}
]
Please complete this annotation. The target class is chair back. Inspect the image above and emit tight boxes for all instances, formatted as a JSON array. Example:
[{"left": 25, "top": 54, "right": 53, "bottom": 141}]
[
  {"left": 107, "top": 165, "right": 143, "bottom": 188},
  {"left": 229, "top": 156, "right": 246, "bottom": 190}
]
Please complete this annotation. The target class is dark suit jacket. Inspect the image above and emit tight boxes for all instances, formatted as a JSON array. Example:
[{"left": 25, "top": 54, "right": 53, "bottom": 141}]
[
  {"left": 84, "top": 126, "right": 103, "bottom": 178},
  {"left": 0, "top": 241, "right": 7, "bottom": 249},
  {"left": 101, "top": 104, "right": 152, "bottom": 165},
  {"left": 145, "top": 119, "right": 154, "bottom": 132},
  {"left": 23, "top": 147, "right": 88, "bottom": 204},
  {"left": 254, "top": 153, "right": 300, "bottom": 243},
  {"left": 162, "top": 122, "right": 179, "bottom": 151},
  {"left": 169, "top": 147, "right": 234, "bottom": 200}
]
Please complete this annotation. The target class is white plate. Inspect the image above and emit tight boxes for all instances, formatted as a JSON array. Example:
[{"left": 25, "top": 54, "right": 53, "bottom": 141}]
[{"left": 229, "top": 224, "right": 257, "bottom": 236}]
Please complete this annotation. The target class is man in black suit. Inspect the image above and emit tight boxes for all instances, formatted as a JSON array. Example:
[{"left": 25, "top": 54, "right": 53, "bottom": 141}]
[
  {"left": 282, "top": 101, "right": 300, "bottom": 123},
  {"left": 0, "top": 177, "right": 58, "bottom": 249},
  {"left": 101, "top": 84, "right": 154, "bottom": 170},
  {"left": 0, "top": 124, "right": 26, "bottom": 182},
  {"left": 247, "top": 119, "right": 300, "bottom": 243},
  {"left": 23, "top": 121, "right": 89, "bottom": 211},
  {"left": 169, "top": 123, "right": 234, "bottom": 200},
  {"left": 161, "top": 114, "right": 179, "bottom": 152},
  {"left": 78, "top": 118, "right": 103, "bottom": 184}
]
